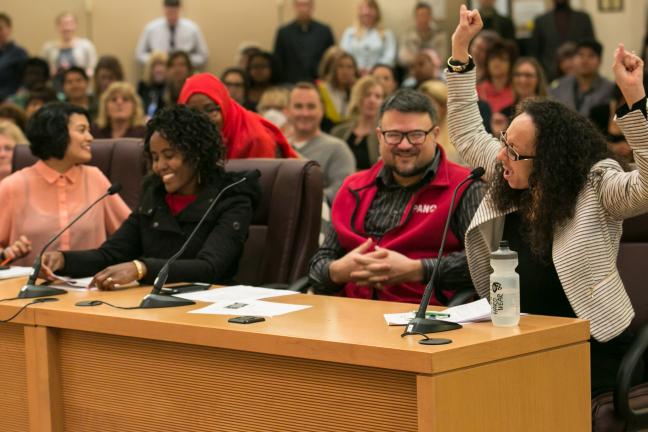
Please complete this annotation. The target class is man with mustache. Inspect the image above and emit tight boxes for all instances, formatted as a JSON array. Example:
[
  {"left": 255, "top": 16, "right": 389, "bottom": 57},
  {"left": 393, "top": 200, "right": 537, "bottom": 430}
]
[{"left": 309, "top": 89, "right": 484, "bottom": 304}]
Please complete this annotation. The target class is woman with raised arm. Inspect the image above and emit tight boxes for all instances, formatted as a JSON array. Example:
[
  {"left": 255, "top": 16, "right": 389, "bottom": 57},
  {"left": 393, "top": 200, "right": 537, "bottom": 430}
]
[{"left": 447, "top": 5, "right": 648, "bottom": 396}]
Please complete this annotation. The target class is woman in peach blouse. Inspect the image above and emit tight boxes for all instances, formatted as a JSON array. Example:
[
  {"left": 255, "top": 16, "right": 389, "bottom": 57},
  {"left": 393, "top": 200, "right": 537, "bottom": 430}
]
[{"left": 0, "top": 103, "right": 131, "bottom": 267}]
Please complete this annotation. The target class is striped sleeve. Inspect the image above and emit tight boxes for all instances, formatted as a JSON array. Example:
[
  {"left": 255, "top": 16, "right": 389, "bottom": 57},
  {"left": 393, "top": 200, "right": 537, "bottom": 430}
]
[{"left": 446, "top": 69, "right": 501, "bottom": 183}]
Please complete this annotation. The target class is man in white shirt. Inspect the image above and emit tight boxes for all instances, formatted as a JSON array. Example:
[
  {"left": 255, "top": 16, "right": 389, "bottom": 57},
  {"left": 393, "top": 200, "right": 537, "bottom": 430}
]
[{"left": 135, "top": 0, "right": 208, "bottom": 69}]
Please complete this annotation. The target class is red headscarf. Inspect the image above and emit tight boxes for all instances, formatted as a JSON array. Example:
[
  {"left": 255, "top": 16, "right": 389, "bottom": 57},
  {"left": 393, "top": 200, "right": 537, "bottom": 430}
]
[{"left": 177, "top": 73, "right": 297, "bottom": 159}]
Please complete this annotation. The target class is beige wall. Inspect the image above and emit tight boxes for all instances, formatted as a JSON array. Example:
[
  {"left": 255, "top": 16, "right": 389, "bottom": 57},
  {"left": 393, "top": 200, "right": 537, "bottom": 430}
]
[{"left": 2, "top": 0, "right": 646, "bottom": 83}]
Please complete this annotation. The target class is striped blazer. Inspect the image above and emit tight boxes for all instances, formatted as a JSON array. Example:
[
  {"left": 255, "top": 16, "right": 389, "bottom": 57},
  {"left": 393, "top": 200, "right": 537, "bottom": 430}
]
[{"left": 447, "top": 69, "right": 648, "bottom": 342}]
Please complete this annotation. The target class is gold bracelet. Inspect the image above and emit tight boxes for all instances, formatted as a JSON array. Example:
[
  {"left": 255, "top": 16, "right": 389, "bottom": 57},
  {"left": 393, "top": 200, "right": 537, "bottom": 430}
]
[{"left": 132, "top": 260, "right": 145, "bottom": 280}]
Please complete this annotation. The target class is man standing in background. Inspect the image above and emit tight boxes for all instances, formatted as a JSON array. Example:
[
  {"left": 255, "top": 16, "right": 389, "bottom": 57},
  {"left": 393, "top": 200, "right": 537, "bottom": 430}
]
[
  {"left": 135, "top": 0, "right": 208, "bottom": 69},
  {"left": 273, "top": 0, "right": 335, "bottom": 83},
  {"left": 477, "top": 0, "right": 515, "bottom": 40},
  {"left": 398, "top": 2, "right": 447, "bottom": 70},
  {"left": 0, "top": 13, "right": 27, "bottom": 103}
]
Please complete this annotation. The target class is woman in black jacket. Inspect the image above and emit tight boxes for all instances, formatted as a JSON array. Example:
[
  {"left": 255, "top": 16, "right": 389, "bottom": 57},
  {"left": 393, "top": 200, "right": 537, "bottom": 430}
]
[{"left": 41, "top": 105, "right": 260, "bottom": 290}]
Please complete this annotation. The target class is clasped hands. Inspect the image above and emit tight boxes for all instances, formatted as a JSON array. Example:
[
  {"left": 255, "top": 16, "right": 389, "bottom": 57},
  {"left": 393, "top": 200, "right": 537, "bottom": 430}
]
[{"left": 329, "top": 238, "right": 423, "bottom": 290}]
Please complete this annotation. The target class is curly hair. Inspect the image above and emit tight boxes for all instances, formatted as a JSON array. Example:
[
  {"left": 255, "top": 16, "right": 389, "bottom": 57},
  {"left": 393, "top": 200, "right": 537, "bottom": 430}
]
[
  {"left": 26, "top": 102, "right": 90, "bottom": 160},
  {"left": 490, "top": 99, "right": 610, "bottom": 257},
  {"left": 143, "top": 105, "right": 225, "bottom": 184}
]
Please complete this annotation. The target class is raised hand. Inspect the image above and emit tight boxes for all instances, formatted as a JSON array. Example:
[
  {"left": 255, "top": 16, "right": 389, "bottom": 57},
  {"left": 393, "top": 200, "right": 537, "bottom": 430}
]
[
  {"left": 451, "top": 4, "right": 484, "bottom": 63},
  {"left": 613, "top": 43, "right": 645, "bottom": 107}
]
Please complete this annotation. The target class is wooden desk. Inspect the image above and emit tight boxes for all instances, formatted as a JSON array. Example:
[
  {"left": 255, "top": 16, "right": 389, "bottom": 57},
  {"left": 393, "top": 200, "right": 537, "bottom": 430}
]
[{"left": 0, "top": 278, "right": 590, "bottom": 432}]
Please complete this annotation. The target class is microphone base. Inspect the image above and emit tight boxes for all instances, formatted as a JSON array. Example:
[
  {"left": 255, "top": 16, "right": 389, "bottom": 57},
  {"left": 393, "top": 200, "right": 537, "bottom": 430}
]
[
  {"left": 403, "top": 317, "right": 462, "bottom": 335},
  {"left": 138, "top": 293, "right": 195, "bottom": 309},
  {"left": 18, "top": 284, "right": 68, "bottom": 299}
]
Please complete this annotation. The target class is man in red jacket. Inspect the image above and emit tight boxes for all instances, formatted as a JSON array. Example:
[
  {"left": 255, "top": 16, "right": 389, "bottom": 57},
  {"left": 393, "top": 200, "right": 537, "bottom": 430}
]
[{"left": 309, "top": 89, "right": 484, "bottom": 304}]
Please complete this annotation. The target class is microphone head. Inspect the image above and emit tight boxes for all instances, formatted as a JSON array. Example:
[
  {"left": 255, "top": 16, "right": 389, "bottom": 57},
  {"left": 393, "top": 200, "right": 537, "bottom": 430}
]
[
  {"left": 470, "top": 167, "right": 485, "bottom": 179},
  {"left": 107, "top": 183, "right": 123, "bottom": 195}
]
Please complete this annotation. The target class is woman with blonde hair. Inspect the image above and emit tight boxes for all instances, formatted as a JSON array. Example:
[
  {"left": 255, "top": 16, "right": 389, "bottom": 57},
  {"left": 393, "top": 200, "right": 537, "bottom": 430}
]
[
  {"left": 257, "top": 86, "right": 293, "bottom": 140},
  {"left": 418, "top": 79, "right": 464, "bottom": 165},
  {"left": 340, "top": 0, "right": 396, "bottom": 74},
  {"left": 0, "top": 120, "right": 28, "bottom": 181},
  {"left": 137, "top": 51, "right": 168, "bottom": 118},
  {"left": 331, "top": 75, "right": 384, "bottom": 169},
  {"left": 92, "top": 82, "right": 146, "bottom": 139},
  {"left": 316, "top": 51, "right": 359, "bottom": 131}
]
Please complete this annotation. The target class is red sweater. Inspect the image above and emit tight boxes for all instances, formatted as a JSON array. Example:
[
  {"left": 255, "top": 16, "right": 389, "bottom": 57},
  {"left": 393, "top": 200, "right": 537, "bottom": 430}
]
[{"left": 331, "top": 151, "right": 471, "bottom": 304}]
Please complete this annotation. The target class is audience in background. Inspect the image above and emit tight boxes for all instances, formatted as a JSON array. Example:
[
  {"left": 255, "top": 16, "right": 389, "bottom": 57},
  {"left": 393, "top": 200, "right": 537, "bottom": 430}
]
[
  {"left": 235, "top": 43, "right": 262, "bottom": 70},
  {"left": 257, "top": 86, "right": 292, "bottom": 140},
  {"left": 137, "top": 51, "right": 168, "bottom": 117},
  {"left": 317, "top": 51, "right": 358, "bottom": 131},
  {"left": 404, "top": 49, "right": 442, "bottom": 88},
  {"left": 93, "top": 56, "right": 125, "bottom": 100},
  {"left": 92, "top": 82, "right": 146, "bottom": 139},
  {"left": 287, "top": 82, "right": 356, "bottom": 203},
  {"left": 418, "top": 80, "right": 464, "bottom": 165},
  {"left": 220, "top": 67, "right": 251, "bottom": 109},
  {"left": 317, "top": 46, "right": 342, "bottom": 81},
  {"left": 371, "top": 64, "right": 398, "bottom": 97},
  {"left": 331, "top": 75, "right": 383, "bottom": 170},
  {"left": 554, "top": 41, "right": 578, "bottom": 81},
  {"left": 341, "top": 0, "right": 396, "bottom": 74},
  {"left": 309, "top": 89, "right": 483, "bottom": 304},
  {"left": 178, "top": 73, "right": 297, "bottom": 159},
  {"left": 469, "top": 30, "right": 501, "bottom": 83},
  {"left": 0, "top": 103, "right": 27, "bottom": 131},
  {"left": 135, "top": 0, "right": 208, "bottom": 69},
  {"left": 246, "top": 51, "right": 280, "bottom": 110},
  {"left": 24, "top": 87, "right": 58, "bottom": 119},
  {"left": 398, "top": 2, "right": 447, "bottom": 71},
  {"left": 492, "top": 57, "right": 548, "bottom": 135},
  {"left": 7, "top": 57, "right": 51, "bottom": 109},
  {"left": 477, "top": 0, "right": 515, "bottom": 40},
  {"left": 477, "top": 39, "right": 517, "bottom": 114},
  {"left": 0, "top": 120, "right": 27, "bottom": 181},
  {"left": 531, "top": 0, "right": 595, "bottom": 82},
  {"left": 41, "top": 105, "right": 260, "bottom": 289},
  {"left": 550, "top": 39, "right": 614, "bottom": 118},
  {"left": 0, "top": 13, "right": 28, "bottom": 103},
  {"left": 0, "top": 103, "right": 130, "bottom": 267},
  {"left": 62, "top": 66, "right": 95, "bottom": 118},
  {"left": 41, "top": 12, "right": 97, "bottom": 84},
  {"left": 590, "top": 85, "right": 635, "bottom": 166},
  {"left": 273, "top": 0, "right": 335, "bottom": 83},
  {"left": 165, "top": 50, "right": 192, "bottom": 105}
]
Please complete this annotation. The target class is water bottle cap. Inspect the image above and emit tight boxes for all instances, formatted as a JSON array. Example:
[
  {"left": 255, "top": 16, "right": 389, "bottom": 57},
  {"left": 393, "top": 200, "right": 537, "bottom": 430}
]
[{"left": 491, "top": 240, "right": 518, "bottom": 260}]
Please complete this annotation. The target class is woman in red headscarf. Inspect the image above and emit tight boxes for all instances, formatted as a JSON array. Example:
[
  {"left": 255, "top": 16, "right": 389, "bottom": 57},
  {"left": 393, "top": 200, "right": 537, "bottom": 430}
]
[{"left": 178, "top": 73, "right": 297, "bottom": 159}]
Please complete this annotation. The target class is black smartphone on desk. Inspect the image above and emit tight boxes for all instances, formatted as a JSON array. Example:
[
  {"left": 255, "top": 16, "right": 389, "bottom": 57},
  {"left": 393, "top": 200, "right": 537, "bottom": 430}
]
[{"left": 160, "top": 282, "right": 211, "bottom": 295}]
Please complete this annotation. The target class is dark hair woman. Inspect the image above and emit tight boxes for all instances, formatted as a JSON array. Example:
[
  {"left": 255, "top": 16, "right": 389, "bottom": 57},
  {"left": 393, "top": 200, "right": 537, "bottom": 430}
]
[
  {"left": 448, "top": 5, "right": 648, "bottom": 397},
  {"left": 0, "top": 102, "right": 130, "bottom": 267},
  {"left": 41, "top": 104, "right": 260, "bottom": 290}
]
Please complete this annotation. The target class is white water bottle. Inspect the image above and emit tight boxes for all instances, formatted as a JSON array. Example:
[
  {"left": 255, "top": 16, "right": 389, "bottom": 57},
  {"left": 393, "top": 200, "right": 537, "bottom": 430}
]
[{"left": 489, "top": 240, "right": 520, "bottom": 327}]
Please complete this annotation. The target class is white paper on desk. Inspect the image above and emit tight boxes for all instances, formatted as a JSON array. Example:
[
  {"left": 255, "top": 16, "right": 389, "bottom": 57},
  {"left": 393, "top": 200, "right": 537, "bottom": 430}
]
[
  {"left": 174, "top": 285, "right": 298, "bottom": 303},
  {"left": 50, "top": 276, "right": 95, "bottom": 289},
  {"left": 0, "top": 266, "right": 33, "bottom": 280},
  {"left": 442, "top": 298, "right": 492, "bottom": 324},
  {"left": 189, "top": 300, "right": 311, "bottom": 317},
  {"left": 383, "top": 298, "right": 493, "bottom": 326}
]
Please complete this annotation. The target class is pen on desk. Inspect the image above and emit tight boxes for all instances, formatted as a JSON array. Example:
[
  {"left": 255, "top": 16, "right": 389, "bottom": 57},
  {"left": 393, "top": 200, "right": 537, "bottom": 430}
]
[
  {"left": 0, "top": 256, "right": 11, "bottom": 267},
  {"left": 412, "top": 310, "right": 451, "bottom": 318}
]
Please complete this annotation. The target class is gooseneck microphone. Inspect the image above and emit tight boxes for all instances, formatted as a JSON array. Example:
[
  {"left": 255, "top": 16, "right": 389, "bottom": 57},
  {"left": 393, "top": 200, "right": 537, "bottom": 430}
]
[
  {"left": 19, "top": 183, "right": 123, "bottom": 299},
  {"left": 138, "top": 170, "right": 260, "bottom": 309},
  {"left": 402, "top": 167, "right": 485, "bottom": 337}
]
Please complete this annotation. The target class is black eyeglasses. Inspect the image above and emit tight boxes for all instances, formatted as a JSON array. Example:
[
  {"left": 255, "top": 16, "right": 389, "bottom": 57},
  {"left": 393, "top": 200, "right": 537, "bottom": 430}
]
[
  {"left": 499, "top": 130, "right": 535, "bottom": 161},
  {"left": 380, "top": 127, "right": 435, "bottom": 146}
]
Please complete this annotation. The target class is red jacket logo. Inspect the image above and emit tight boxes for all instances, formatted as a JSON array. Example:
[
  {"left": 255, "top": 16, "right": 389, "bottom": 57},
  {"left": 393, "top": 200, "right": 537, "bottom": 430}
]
[{"left": 413, "top": 204, "right": 438, "bottom": 214}]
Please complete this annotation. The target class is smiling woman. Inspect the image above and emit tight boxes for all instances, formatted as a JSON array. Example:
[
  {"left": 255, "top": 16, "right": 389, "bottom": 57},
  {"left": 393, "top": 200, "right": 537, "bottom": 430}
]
[
  {"left": 0, "top": 102, "right": 131, "bottom": 267},
  {"left": 41, "top": 105, "right": 260, "bottom": 291}
]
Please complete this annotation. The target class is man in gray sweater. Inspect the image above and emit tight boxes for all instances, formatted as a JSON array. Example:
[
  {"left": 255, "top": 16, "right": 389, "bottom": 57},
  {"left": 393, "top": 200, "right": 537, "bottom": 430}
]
[{"left": 287, "top": 82, "right": 356, "bottom": 203}]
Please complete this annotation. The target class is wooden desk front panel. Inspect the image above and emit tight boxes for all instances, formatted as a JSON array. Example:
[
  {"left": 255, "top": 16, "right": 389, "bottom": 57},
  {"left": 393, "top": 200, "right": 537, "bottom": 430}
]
[
  {"left": 56, "top": 329, "right": 418, "bottom": 432},
  {"left": 0, "top": 324, "right": 29, "bottom": 432}
]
